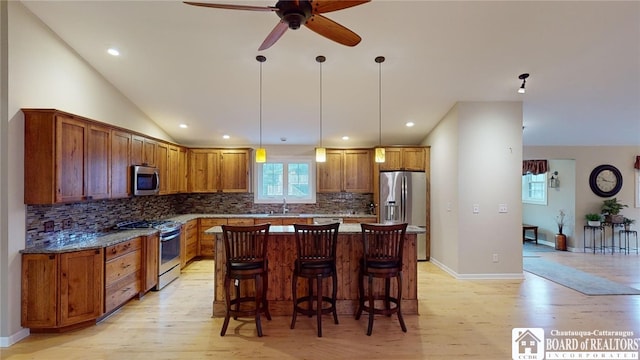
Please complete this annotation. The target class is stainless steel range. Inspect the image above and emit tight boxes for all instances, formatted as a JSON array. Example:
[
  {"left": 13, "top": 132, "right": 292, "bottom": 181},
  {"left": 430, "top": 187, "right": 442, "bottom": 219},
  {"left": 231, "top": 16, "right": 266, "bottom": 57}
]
[{"left": 116, "top": 220, "right": 182, "bottom": 290}]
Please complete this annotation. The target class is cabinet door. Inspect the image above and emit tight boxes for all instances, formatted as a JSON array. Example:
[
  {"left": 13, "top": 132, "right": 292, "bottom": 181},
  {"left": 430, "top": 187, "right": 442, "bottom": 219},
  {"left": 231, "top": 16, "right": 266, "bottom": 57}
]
[
  {"left": 21, "top": 254, "right": 58, "bottom": 328},
  {"left": 402, "top": 147, "right": 426, "bottom": 171},
  {"left": 111, "top": 130, "right": 131, "bottom": 198},
  {"left": 56, "top": 115, "right": 87, "bottom": 202},
  {"left": 59, "top": 249, "right": 103, "bottom": 327},
  {"left": 317, "top": 150, "right": 343, "bottom": 192},
  {"left": 220, "top": 149, "right": 250, "bottom": 192},
  {"left": 178, "top": 147, "right": 188, "bottom": 193},
  {"left": 143, "top": 234, "right": 159, "bottom": 293},
  {"left": 199, "top": 218, "right": 227, "bottom": 258},
  {"left": 378, "top": 148, "right": 402, "bottom": 171},
  {"left": 156, "top": 142, "right": 169, "bottom": 194},
  {"left": 343, "top": 149, "right": 372, "bottom": 193},
  {"left": 87, "top": 124, "right": 111, "bottom": 200},
  {"left": 167, "top": 145, "right": 180, "bottom": 194},
  {"left": 189, "top": 149, "right": 220, "bottom": 192},
  {"left": 131, "top": 135, "right": 156, "bottom": 167}
]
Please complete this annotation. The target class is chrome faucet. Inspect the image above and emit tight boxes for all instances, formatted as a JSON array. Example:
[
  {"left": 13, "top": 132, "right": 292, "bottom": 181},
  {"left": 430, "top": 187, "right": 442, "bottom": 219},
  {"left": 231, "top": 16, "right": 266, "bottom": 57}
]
[{"left": 282, "top": 198, "right": 289, "bottom": 214}]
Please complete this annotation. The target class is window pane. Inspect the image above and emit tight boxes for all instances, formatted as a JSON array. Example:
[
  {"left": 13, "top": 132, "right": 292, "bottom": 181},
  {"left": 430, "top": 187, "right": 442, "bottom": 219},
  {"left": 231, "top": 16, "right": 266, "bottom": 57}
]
[
  {"left": 288, "top": 163, "right": 309, "bottom": 197},
  {"left": 262, "top": 163, "right": 283, "bottom": 197}
]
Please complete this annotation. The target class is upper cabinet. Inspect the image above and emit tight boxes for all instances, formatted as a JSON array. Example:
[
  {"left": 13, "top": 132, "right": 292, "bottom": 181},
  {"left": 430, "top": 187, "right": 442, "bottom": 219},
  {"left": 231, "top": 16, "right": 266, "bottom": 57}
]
[
  {"left": 111, "top": 130, "right": 131, "bottom": 199},
  {"left": 317, "top": 149, "right": 372, "bottom": 193},
  {"left": 379, "top": 147, "right": 427, "bottom": 172},
  {"left": 188, "top": 148, "right": 251, "bottom": 193},
  {"left": 131, "top": 135, "right": 156, "bottom": 167},
  {"left": 24, "top": 110, "right": 92, "bottom": 204}
]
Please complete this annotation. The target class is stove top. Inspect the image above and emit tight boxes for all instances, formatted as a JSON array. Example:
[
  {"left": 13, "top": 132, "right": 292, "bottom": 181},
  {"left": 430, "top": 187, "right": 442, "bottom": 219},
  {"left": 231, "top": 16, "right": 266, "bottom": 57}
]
[{"left": 116, "top": 219, "right": 181, "bottom": 234}]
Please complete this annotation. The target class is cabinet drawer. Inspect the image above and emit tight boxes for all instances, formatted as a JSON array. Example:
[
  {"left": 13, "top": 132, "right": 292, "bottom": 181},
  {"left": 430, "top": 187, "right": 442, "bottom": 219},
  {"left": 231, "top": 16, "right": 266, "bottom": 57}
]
[
  {"left": 105, "top": 251, "right": 142, "bottom": 286},
  {"left": 105, "top": 238, "right": 142, "bottom": 261},
  {"left": 186, "top": 241, "right": 199, "bottom": 260},
  {"left": 185, "top": 220, "right": 197, "bottom": 231},
  {"left": 227, "top": 218, "right": 254, "bottom": 226},
  {"left": 200, "top": 218, "right": 227, "bottom": 228},
  {"left": 104, "top": 270, "right": 142, "bottom": 313}
]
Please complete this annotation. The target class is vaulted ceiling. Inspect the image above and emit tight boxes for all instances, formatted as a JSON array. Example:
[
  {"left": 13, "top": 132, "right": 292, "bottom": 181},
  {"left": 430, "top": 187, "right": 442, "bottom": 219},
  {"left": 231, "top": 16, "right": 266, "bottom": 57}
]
[{"left": 21, "top": 1, "right": 640, "bottom": 148}]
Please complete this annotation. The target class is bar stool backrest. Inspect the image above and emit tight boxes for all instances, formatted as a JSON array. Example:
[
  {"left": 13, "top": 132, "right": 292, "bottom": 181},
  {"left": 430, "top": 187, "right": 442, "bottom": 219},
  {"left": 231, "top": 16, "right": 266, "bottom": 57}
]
[
  {"left": 221, "top": 223, "right": 270, "bottom": 270},
  {"left": 293, "top": 223, "right": 340, "bottom": 263},
  {"left": 360, "top": 223, "right": 408, "bottom": 267}
]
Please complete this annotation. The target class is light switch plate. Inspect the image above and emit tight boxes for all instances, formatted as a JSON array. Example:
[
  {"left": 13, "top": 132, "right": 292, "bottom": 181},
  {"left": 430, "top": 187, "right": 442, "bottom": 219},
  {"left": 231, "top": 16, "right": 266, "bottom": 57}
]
[
  {"left": 473, "top": 204, "right": 480, "bottom": 214},
  {"left": 498, "top": 204, "right": 508, "bottom": 213}
]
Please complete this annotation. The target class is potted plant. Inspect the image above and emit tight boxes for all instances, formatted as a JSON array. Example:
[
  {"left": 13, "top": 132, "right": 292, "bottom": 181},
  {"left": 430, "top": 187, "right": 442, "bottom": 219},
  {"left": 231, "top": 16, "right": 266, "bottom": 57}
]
[
  {"left": 601, "top": 198, "right": 628, "bottom": 224},
  {"left": 555, "top": 210, "right": 567, "bottom": 251},
  {"left": 585, "top": 213, "right": 602, "bottom": 227},
  {"left": 623, "top": 217, "right": 635, "bottom": 231}
]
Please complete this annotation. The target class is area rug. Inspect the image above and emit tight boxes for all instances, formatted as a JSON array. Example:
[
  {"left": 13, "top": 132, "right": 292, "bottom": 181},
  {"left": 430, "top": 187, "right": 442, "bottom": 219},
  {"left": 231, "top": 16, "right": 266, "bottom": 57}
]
[
  {"left": 523, "top": 257, "right": 640, "bottom": 296},
  {"left": 523, "top": 243, "right": 555, "bottom": 257}
]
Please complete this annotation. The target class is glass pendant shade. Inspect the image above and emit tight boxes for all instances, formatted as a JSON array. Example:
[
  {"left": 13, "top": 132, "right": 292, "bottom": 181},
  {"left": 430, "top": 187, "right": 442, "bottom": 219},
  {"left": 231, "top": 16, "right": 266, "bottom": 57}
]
[
  {"left": 256, "top": 148, "right": 267, "bottom": 163},
  {"left": 315, "top": 147, "right": 326, "bottom": 162},
  {"left": 374, "top": 147, "right": 385, "bottom": 163}
]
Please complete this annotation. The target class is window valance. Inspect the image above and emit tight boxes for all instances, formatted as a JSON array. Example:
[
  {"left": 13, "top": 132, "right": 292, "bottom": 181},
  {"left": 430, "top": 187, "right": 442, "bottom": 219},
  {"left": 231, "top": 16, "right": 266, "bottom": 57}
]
[{"left": 522, "top": 160, "right": 548, "bottom": 175}]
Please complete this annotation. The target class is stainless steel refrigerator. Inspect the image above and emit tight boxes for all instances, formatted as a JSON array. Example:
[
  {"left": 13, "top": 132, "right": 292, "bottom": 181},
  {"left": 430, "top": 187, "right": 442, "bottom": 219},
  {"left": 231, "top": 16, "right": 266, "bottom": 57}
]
[{"left": 379, "top": 171, "right": 428, "bottom": 260}]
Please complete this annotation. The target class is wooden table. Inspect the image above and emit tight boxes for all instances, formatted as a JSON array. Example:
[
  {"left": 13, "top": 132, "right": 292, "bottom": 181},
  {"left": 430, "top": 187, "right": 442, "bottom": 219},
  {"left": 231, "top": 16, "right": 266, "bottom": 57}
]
[
  {"left": 206, "top": 224, "right": 423, "bottom": 316},
  {"left": 522, "top": 224, "right": 538, "bottom": 244}
]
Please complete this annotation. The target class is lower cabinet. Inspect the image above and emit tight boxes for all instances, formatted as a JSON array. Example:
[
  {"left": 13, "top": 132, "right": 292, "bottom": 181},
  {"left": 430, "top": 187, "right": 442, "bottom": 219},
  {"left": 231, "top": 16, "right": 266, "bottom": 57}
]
[
  {"left": 21, "top": 249, "right": 104, "bottom": 331},
  {"left": 104, "top": 237, "right": 142, "bottom": 314},
  {"left": 199, "top": 218, "right": 227, "bottom": 258},
  {"left": 343, "top": 217, "right": 378, "bottom": 224},
  {"left": 181, "top": 219, "right": 199, "bottom": 268},
  {"left": 143, "top": 233, "right": 159, "bottom": 293}
]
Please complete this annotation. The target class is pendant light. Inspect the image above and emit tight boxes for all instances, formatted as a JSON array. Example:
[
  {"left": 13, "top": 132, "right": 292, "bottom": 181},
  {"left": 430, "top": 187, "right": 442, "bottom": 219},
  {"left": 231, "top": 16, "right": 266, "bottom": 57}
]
[
  {"left": 315, "top": 55, "right": 327, "bottom": 163},
  {"left": 518, "top": 73, "right": 529, "bottom": 94},
  {"left": 374, "top": 56, "right": 385, "bottom": 163},
  {"left": 256, "top": 55, "right": 267, "bottom": 163}
]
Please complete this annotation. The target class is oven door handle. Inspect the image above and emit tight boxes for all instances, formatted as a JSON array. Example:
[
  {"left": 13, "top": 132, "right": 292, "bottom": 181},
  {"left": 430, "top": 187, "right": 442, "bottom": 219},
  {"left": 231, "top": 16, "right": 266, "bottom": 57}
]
[{"left": 160, "top": 232, "right": 180, "bottom": 242}]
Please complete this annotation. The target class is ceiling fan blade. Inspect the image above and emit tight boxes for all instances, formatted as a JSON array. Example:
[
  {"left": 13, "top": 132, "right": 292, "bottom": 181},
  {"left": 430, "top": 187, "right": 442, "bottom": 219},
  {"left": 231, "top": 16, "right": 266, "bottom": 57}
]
[
  {"left": 311, "top": 0, "right": 370, "bottom": 14},
  {"left": 259, "top": 21, "right": 289, "bottom": 51},
  {"left": 305, "top": 14, "right": 361, "bottom": 47},
  {"left": 183, "top": 1, "right": 277, "bottom": 12}
]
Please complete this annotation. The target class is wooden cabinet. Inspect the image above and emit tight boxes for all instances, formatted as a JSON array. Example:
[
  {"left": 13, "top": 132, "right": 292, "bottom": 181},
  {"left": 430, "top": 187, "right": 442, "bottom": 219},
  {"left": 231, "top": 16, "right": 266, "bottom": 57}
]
[
  {"left": 87, "top": 124, "right": 111, "bottom": 200},
  {"left": 254, "top": 217, "right": 311, "bottom": 225},
  {"left": 177, "top": 147, "right": 188, "bottom": 193},
  {"left": 181, "top": 219, "right": 200, "bottom": 267},
  {"left": 188, "top": 149, "right": 251, "bottom": 193},
  {"left": 131, "top": 134, "right": 156, "bottom": 167},
  {"left": 21, "top": 249, "right": 104, "bottom": 331},
  {"left": 104, "top": 238, "right": 143, "bottom": 314},
  {"left": 143, "top": 234, "right": 159, "bottom": 293},
  {"left": 343, "top": 216, "right": 377, "bottom": 224},
  {"left": 199, "top": 218, "right": 228, "bottom": 258},
  {"left": 155, "top": 141, "right": 170, "bottom": 195},
  {"left": 379, "top": 147, "right": 426, "bottom": 172},
  {"left": 111, "top": 130, "right": 131, "bottom": 198},
  {"left": 317, "top": 149, "right": 372, "bottom": 193}
]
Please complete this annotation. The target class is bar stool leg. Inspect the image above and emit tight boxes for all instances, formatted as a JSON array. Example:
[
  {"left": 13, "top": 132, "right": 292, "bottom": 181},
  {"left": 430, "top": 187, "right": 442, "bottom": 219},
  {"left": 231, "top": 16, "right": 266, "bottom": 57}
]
[
  {"left": 397, "top": 271, "right": 407, "bottom": 332},
  {"left": 290, "top": 271, "right": 298, "bottom": 329},
  {"left": 367, "top": 274, "right": 374, "bottom": 336},
  {"left": 316, "top": 274, "right": 322, "bottom": 337}
]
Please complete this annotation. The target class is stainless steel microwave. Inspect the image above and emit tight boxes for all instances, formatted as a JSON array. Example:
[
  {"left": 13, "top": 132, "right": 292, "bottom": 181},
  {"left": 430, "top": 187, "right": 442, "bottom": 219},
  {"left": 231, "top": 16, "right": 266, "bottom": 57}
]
[{"left": 132, "top": 165, "right": 160, "bottom": 196}]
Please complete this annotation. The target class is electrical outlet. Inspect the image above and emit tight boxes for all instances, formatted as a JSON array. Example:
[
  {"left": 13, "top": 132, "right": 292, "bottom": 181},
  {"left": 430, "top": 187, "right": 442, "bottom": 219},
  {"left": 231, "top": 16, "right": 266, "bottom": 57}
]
[
  {"left": 492, "top": 253, "right": 499, "bottom": 263},
  {"left": 63, "top": 218, "right": 72, "bottom": 229},
  {"left": 473, "top": 204, "right": 480, "bottom": 214},
  {"left": 44, "top": 220, "right": 54, "bottom": 232},
  {"left": 498, "top": 204, "right": 508, "bottom": 213}
]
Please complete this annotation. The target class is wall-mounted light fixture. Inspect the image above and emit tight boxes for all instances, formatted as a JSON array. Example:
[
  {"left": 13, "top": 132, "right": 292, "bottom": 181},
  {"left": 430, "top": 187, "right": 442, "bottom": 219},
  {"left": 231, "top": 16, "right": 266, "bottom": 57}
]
[
  {"left": 315, "top": 55, "right": 326, "bottom": 163},
  {"left": 549, "top": 171, "right": 559, "bottom": 188},
  {"left": 518, "top": 73, "right": 529, "bottom": 94},
  {"left": 374, "top": 56, "right": 386, "bottom": 163},
  {"left": 256, "top": 55, "right": 267, "bottom": 163}
]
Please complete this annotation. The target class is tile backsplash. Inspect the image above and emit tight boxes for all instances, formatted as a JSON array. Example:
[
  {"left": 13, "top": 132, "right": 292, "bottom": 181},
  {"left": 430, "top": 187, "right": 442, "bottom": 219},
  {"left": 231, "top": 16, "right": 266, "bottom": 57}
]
[{"left": 25, "top": 192, "right": 373, "bottom": 248}]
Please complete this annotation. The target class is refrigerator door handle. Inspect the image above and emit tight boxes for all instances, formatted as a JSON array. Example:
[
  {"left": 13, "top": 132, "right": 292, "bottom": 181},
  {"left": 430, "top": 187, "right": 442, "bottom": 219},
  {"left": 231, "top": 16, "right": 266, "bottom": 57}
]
[{"left": 401, "top": 175, "right": 407, "bottom": 223}]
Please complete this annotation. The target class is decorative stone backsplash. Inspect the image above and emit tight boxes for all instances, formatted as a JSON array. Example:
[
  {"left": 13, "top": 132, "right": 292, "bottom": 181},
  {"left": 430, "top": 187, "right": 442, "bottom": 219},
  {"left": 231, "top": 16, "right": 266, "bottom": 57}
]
[{"left": 26, "top": 192, "right": 373, "bottom": 248}]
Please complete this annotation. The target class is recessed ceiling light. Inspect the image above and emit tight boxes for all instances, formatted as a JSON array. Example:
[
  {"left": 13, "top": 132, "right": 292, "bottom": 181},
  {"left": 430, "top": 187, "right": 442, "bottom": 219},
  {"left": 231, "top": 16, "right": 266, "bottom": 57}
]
[
  {"left": 179, "top": 124, "right": 188, "bottom": 129},
  {"left": 107, "top": 48, "right": 120, "bottom": 56},
  {"left": 406, "top": 122, "right": 415, "bottom": 127},
  {"left": 342, "top": 136, "right": 349, "bottom": 140},
  {"left": 222, "top": 134, "right": 230, "bottom": 139}
]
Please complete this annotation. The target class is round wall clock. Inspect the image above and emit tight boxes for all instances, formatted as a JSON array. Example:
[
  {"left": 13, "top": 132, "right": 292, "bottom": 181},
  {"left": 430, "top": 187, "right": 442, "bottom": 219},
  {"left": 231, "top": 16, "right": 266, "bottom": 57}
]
[{"left": 589, "top": 164, "right": 623, "bottom": 197}]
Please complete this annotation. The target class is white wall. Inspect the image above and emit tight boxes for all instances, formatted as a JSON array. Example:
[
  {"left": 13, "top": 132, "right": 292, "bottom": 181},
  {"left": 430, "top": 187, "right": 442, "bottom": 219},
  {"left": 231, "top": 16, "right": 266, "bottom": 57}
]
[
  {"left": 1, "top": 2, "right": 170, "bottom": 345},
  {"left": 424, "top": 101, "right": 523, "bottom": 278},
  {"left": 524, "top": 146, "right": 640, "bottom": 250}
]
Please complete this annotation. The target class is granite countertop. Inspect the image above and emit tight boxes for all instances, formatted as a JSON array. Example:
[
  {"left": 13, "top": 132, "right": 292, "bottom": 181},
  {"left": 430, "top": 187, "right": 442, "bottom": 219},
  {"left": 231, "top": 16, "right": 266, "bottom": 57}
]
[
  {"left": 167, "top": 213, "right": 378, "bottom": 224},
  {"left": 205, "top": 223, "right": 426, "bottom": 234}
]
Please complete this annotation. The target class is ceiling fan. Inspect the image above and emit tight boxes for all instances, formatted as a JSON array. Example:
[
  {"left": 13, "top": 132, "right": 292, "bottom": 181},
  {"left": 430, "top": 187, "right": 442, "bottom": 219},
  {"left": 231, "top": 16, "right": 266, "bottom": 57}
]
[{"left": 183, "top": 0, "right": 370, "bottom": 50}]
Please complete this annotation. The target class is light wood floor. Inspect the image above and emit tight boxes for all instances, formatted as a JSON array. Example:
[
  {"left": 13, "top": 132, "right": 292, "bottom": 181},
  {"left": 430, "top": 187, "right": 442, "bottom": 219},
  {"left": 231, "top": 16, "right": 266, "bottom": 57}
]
[{"left": 3, "top": 244, "right": 640, "bottom": 359}]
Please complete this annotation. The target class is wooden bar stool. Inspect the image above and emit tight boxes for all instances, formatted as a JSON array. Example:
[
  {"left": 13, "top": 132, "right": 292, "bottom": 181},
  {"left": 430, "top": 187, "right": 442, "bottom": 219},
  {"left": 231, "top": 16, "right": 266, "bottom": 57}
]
[
  {"left": 220, "top": 223, "right": 271, "bottom": 337},
  {"left": 291, "top": 222, "right": 340, "bottom": 337},
  {"left": 356, "top": 223, "right": 408, "bottom": 336}
]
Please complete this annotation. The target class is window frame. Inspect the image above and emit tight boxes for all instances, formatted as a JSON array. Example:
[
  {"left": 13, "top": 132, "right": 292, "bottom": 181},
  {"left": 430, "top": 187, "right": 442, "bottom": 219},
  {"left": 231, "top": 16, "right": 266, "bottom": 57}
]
[
  {"left": 253, "top": 155, "right": 317, "bottom": 204},
  {"left": 522, "top": 172, "right": 548, "bottom": 205}
]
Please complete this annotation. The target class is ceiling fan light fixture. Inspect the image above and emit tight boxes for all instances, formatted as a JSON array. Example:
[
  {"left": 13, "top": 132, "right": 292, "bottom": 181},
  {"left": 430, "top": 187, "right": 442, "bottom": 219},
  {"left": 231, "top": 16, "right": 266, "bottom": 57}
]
[
  {"left": 375, "top": 55, "right": 385, "bottom": 163},
  {"left": 316, "top": 55, "right": 326, "bottom": 163},
  {"left": 256, "top": 55, "right": 267, "bottom": 163},
  {"left": 518, "top": 73, "right": 529, "bottom": 94}
]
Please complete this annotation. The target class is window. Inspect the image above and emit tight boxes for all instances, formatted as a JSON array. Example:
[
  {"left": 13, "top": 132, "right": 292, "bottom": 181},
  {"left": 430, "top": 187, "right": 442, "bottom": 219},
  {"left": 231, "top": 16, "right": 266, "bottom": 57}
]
[
  {"left": 522, "top": 173, "right": 547, "bottom": 205},
  {"left": 254, "top": 156, "right": 316, "bottom": 204}
]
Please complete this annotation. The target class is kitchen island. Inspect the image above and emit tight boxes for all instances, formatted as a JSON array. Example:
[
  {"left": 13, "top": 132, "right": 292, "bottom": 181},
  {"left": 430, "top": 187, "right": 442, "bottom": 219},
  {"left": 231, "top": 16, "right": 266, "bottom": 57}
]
[{"left": 205, "top": 223, "right": 425, "bottom": 316}]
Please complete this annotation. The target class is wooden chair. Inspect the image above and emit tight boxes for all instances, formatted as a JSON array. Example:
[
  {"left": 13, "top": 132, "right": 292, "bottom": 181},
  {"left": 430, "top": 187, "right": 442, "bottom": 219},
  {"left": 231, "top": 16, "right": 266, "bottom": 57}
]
[
  {"left": 220, "top": 223, "right": 271, "bottom": 337},
  {"left": 291, "top": 222, "right": 340, "bottom": 337},
  {"left": 356, "top": 223, "right": 408, "bottom": 336}
]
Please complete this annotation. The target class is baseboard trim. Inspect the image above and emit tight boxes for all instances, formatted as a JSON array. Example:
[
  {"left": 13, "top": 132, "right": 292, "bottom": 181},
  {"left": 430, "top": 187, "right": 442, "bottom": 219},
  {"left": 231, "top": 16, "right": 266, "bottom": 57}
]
[
  {"left": 0, "top": 328, "right": 30, "bottom": 348},
  {"left": 430, "top": 257, "right": 525, "bottom": 280}
]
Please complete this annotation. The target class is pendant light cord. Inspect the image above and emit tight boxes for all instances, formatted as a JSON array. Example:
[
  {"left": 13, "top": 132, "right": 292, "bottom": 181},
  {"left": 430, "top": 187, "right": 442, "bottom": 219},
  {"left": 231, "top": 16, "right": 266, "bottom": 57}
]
[
  {"left": 378, "top": 59, "right": 382, "bottom": 146},
  {"left": 319, "top": 60, "right": 323, "bottom": 147},
  {"left": 259, "top": 59, "right": 263, "bottom": 148}
]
